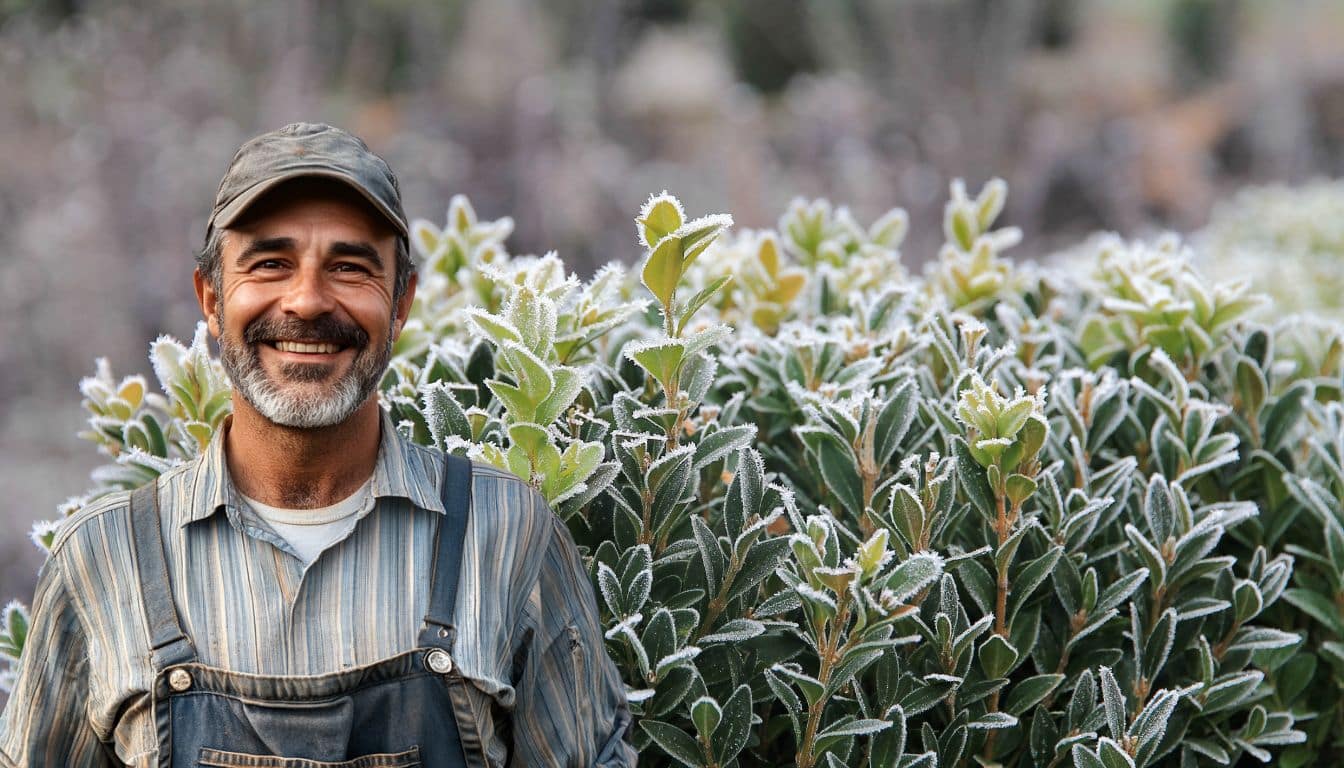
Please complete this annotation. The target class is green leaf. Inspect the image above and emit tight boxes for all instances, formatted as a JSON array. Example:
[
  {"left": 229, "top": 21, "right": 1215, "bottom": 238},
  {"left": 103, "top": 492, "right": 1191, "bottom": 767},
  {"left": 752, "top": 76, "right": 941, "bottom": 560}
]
[
  {"left": 499, "top": 341, "right": 556, "bottom": 407},
  {"left": 1008, "top": 546, "right": 1063, "bottom": 627},
  {"left": 955, "top": 437, "right": 995, "bottom": 518},
  {"left": 682, "top": 324, "right": 732, "bottom": 357},
  {"left": 1141, "top": 608, "right": 1177, "bottom": 684},
  {"left": 968, "top": 712, "right": 1018, "bottom": 730},
  {"left": 643, "top": 235, "right": 685, "bottom": 311},
  {"left": 628, "top": 339, "right": 686, "bottom": 396},
  {"left": 1054, "top": 554, "right": 1084, "bottom": 615},
  {"left": 422, "top": 383, "right": 473, "bottom": 447},
  {"left": 1223, "top": 627, "right": 1299, "bottom": 654},
  {"left": 1097, "top": 737, "right": 1136, "bottom": 768},
  {"left": 1234, "top": 357, "right": 1267, "bottom": 417},
  {"left": 898, "top": 753, "right": 938, "bottom": 768},
  {"left": 1233, "top": 580, "right": 1264, "bottom": 624},
  {"left": 463, "top": 307, "right": 522, "bottom": 345},
  {"left": 642, "top": 719, "right": 705, "bottom": 767},
  {"left": 1005, "top": 473, "right": 1038, "bottom": 508},
  {"left": 638, "top": 194, "right": 684, "bottom": 248},
  {"left": 814, "top": 717, "right": 891, "bottom": 757},
  {"left": 691, "top": 516, "right": 724, "bottom": 596},
  {"left": 857, "top": 529, "right": 890, "bottom": 579},
  {"left": 1095, "top": 568, "right": 1149, "bottom": 614},
  {"left": 1200, "top": 671, "right": 1263, "bottom": 714},
  {"left": 699, "top": 618, "right": 765, "bottom": 645},
  {"left": 1128, "top": 689, "right": 1179, "bottom": 765},
  {"left": 726, "top": 537, "right": 792, "bottom": 604},
  {"left": 870, "top": 705, "right": 907, "bottom": 768},
  {"left": 1123, "top": 525, "right": 1166, "bottom": 590},
  {"left": 951, "top": 207, "right": 976, "bottom": 251},
  {"left": 1144, "top": 475, "right": 1174, "bottom": 545},
  {"left": 825, "top": 647, "right": 885, "bottom": 701},
  {"left": 1262, "top": 380, "right": 1312, "bottom": 453},
  {"left": 772, "top": 663, "right": 825, "bottom": 708},
  {"left": 994, "top": 524, "right": 1030, "bottom": 578},
  {"left": 980, "top": 634, "right": 1020, "bottom": 679},
  {"left": 646, "top": 665, "right": 696, "bottom": 718},
  {"left": 690, "top": 696, "right": 721, "bottom": 740},
  {"left": 885, "top": 552, "right": 945, "bottom": 604},
  {"left": 1099, "top": 666, "right": 1127, "bottom": 740},
  {"left": 676, "top": 275, "right": 733, "bottom": 336},
  {"left": 641, "top": 608, "right": 678, "bottom": 669},
  {"left": 1071, "top": 744, "right": 1106, "bottom": 768},
  {"left": 0, "top": 604, "right": 29, "bottom": 659},
  {"left": 765, "top": 666, "right": 803, "bottom": 715},
  {"left": 1276, "top": 654, "right": 1316, "bottom": 706},
  {"left": 713, "top": 684, "right": 753, "bottom": 766},
  {"left": 959, "top": 558, "right": 996, "bottom": 617},
  {"left": 1017, "top": 414, "right": 1048, "bottom": 464},
  {"left": 677, "top": 215, "right": 733, "bottom": 266},
  {"left": 874, "top": 381, "right": 918, "bottom": 466},
  {"left": 818, "top": 438, "right": 865, "bottom": 517},
  {"left": 534, "top": 366, "right": 582, "bottom": 426},
  {"left": 1005, "top": 674, "right": 1065, "bottom": 716},
  {"left": 1068, "top": 669, "right": 1097, "bottom": 733}
]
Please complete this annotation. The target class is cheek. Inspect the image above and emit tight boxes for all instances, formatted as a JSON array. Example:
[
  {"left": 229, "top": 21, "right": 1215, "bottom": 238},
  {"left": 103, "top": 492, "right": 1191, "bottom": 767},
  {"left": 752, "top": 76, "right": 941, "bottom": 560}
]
[
  {"left": 344, "top": 291, "right": 398, "bottom": 333},
  {"left": 217, "top": 287, "right": 271, "bottom": 335}
]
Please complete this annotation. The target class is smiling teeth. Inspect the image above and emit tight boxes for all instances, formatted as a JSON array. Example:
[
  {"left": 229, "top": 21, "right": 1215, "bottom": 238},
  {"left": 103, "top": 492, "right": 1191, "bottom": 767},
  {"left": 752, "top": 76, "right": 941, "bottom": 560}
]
[{"left": 275, "top": 341, "right": 340, "bottom": 354}]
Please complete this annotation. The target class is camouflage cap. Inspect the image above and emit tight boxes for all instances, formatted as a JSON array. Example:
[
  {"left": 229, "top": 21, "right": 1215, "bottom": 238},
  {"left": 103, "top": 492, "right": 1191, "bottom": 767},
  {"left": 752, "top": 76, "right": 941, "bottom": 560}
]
[{"left": 207, "top": 122, "right": 407, "bottom": 240}]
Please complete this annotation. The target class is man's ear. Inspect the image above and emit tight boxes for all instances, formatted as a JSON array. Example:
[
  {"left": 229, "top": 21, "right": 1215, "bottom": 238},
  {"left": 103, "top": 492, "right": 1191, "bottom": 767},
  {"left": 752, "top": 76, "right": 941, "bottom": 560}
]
[
  {"left": 392, "top": 272, "right": 418, "bottom": 340},
  {"left": 194, "top": 268, "right": 221, "bottom": 338}
]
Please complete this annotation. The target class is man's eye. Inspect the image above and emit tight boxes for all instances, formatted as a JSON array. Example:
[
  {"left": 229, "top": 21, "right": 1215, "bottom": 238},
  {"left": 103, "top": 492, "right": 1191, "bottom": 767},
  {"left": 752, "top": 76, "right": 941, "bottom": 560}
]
[
  {"left": 334, "top": 263, "right": 370, "bottom": 274},
  {"left": 254, "top": 259, "right": 285, "bottom": 270}
]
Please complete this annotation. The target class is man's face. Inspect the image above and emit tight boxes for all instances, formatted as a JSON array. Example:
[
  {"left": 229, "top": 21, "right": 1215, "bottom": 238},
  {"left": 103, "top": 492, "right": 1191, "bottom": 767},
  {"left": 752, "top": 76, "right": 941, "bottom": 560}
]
[{"left": 195, "top": 186, "right": 415, "bottom": 429}]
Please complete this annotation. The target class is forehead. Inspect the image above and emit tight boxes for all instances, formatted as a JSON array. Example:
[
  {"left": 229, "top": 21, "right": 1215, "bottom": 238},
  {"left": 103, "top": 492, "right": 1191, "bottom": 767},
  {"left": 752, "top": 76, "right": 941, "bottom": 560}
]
[{"left": 225, "top": 179, "right": 396, "bottom": 242}]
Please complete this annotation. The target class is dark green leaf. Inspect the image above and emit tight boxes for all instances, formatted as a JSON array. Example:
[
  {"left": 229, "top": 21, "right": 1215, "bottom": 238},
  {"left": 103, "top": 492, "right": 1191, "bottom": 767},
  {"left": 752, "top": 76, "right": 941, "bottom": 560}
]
[
  {"left": 642, "top": 719, "right": 704, "bottom": 767},
  {"left": 955, "top": 437, "right": 995, "bottom": 519},
  {"left": 1006, "top": 674, "right": 1066, "bottom": 717},
  {"left": 713, "top": 684, "right": 752, "bottom": 765}
]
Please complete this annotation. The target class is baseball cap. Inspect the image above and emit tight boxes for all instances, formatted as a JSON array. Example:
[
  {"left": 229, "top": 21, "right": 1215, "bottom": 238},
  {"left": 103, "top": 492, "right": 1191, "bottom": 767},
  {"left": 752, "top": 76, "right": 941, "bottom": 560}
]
[{"left": 207, "top": 122, "right": 408, "bottom": 240}]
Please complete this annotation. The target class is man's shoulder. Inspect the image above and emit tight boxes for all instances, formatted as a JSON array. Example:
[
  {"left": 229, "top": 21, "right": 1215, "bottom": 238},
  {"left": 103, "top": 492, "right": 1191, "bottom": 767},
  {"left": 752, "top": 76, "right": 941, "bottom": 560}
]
[
  {"left": 49, "top": 457, "right": 201, "bottom": 557},
  {"left": 462, "top": 459, "right": 561, "bottom": 547},
  {"left": 47, "top": 488, "right": 134, "bottom": 558}
]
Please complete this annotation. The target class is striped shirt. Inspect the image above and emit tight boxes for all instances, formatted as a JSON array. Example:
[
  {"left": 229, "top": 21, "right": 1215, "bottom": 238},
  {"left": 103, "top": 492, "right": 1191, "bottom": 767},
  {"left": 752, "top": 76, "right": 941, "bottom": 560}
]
[{"left": 0, "top": 413, "right": 636, "bottom": 767}]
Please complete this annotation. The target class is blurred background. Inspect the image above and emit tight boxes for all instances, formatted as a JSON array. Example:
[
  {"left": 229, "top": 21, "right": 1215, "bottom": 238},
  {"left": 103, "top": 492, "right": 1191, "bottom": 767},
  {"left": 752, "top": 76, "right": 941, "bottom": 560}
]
[{"left": 2, "top": 0, "right": 1343, "bottom": 606}]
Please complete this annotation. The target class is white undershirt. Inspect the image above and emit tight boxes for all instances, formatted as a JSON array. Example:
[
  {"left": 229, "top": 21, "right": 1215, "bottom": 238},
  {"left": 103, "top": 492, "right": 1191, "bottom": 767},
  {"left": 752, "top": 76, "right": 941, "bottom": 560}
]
[{"left": 239, "top": 477, "right": 373, "bottom": 566}]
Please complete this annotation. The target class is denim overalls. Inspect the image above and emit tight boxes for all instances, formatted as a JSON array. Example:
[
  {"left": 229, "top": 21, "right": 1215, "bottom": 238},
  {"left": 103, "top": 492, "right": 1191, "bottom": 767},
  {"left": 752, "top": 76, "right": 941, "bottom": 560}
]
[{"left": 128, "top": 455, "right": 475, "bottom": 768}]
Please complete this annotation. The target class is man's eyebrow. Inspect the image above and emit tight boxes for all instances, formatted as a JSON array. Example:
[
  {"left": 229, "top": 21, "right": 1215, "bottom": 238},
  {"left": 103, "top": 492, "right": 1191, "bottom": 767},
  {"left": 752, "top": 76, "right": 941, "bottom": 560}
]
[
  {"left": 330, "top": 241, "right": 384, "bottom": 267},
  {"left": 236, "top": 237, "right": 296, "bottom": 265}
]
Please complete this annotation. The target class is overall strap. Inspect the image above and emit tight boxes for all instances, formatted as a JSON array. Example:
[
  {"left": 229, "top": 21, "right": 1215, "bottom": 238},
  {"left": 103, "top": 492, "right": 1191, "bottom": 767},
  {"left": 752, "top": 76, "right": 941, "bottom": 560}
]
[
  {"left": 419, "top": 454, "right": 473, "bottom": 650},
  {"left": 129, "top": 482, "right": 197, "bottom": 670}
]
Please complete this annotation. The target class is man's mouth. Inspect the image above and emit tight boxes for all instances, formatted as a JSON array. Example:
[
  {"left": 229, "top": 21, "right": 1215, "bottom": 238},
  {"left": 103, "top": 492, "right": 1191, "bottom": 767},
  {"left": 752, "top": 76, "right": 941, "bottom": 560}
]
[{"left": 267, "top": 340, "right": 346, "bottom": 355}]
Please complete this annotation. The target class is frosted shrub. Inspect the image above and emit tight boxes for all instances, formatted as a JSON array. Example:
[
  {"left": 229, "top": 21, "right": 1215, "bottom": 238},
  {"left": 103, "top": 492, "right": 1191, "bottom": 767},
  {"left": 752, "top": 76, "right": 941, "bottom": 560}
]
[
  {"left": 1198, "top": 179, "right": 1344, "bottom": 319},
  {"left": 12, "top": 179, "right": 1344, "bottom": 766}
]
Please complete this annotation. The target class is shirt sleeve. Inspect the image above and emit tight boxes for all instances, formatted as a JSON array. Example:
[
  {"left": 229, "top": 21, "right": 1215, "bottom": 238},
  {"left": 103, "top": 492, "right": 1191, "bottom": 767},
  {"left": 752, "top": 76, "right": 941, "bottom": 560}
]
[
  {"left": 510, "top": 509, "right": 637, "bottom": 767},
  {"left": 0, "top": 556, "right": 113, "bottom": 767}
]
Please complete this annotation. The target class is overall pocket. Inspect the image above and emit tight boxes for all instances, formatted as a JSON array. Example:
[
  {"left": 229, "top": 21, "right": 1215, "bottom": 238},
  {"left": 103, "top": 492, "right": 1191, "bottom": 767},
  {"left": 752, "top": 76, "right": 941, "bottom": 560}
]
[{"left": 197, "top": 745, "right": 421, "bottom": 768}]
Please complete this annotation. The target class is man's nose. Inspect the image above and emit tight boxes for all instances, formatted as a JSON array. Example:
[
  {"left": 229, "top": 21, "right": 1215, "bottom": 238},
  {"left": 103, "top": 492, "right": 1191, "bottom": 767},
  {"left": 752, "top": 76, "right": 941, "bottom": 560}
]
[{"left": 279, "top": 262, "right": 337, "bottom": 318}]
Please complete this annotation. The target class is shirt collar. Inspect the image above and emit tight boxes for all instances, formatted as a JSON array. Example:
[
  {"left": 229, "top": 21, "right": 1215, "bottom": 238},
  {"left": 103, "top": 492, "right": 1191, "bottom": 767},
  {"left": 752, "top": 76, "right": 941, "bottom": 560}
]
[{"left": 186, "top": 408, "right": 447, "bottom": 527}]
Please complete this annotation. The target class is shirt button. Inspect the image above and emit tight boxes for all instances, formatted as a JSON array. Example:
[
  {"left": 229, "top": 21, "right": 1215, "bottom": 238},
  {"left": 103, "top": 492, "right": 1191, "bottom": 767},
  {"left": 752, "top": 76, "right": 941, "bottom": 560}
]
[
  {"left": 168, "top": 668, "right": 193, "bottom": 692},
  {"left": 425, "top": 649, "right": 454, "bottom": 674}
]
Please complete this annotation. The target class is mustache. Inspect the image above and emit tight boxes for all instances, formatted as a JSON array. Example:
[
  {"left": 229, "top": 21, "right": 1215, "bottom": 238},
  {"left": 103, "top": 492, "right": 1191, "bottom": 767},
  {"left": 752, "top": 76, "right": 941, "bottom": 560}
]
[{"left": 242, "top": 314, "right": 369, "bottom": 349}]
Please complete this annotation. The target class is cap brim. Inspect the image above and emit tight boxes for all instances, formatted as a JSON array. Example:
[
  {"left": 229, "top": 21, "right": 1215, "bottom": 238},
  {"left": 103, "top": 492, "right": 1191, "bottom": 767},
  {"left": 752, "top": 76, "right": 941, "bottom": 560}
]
[{"left": 209, "top": 167, "right": 408, "bottom": 238}]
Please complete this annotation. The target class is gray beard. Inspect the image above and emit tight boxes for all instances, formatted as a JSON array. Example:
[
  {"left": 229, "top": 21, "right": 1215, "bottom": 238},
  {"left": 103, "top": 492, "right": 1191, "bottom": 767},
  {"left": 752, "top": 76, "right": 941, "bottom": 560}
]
[{"left": 217, "top": 313, "right": 391, "bottom": 429}]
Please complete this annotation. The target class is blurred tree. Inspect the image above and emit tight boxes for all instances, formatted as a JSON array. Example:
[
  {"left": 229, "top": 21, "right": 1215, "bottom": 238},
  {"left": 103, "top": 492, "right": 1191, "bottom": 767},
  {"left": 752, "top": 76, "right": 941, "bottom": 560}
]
[
  {"left": 1034, "top": 0, "right": 1079, "bottom": 50},
  {"left": 1168, "top": 0, "right": 1241, "bottom": 90},
  {"left": 724, "top": 0, "right": 818, "bottom": 95}
]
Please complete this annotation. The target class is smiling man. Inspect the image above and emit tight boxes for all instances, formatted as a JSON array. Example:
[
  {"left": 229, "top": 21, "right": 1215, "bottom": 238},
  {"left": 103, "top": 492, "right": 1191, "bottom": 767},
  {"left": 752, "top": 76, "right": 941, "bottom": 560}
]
[{"left": 0, "top": 123, "right": 636, "bottom": 767}]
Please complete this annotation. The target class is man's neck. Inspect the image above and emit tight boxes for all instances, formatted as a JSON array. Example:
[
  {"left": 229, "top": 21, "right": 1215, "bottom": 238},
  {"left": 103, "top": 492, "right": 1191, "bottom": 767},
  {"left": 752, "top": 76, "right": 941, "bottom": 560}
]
[{"left": 224, "top": 395, "right": 382, "bottom": 509}]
